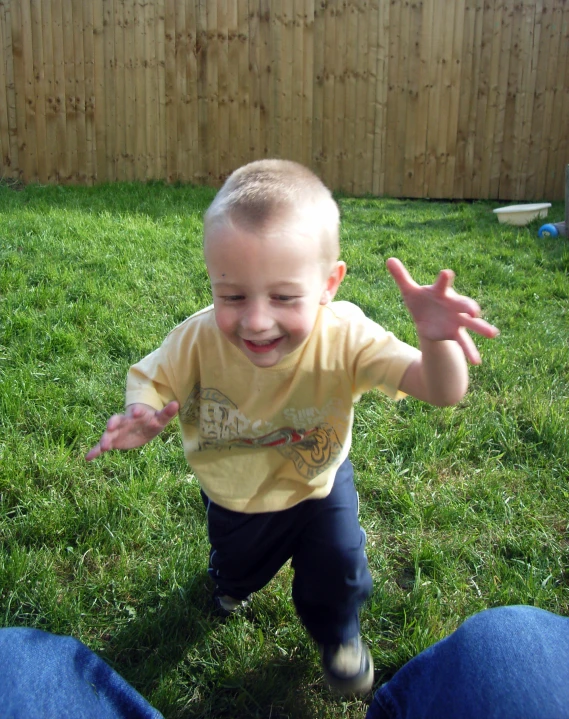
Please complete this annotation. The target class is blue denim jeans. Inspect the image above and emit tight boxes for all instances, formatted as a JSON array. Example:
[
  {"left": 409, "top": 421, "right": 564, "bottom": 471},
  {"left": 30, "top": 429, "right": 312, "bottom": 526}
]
[
  {"left": 0, "top": 628, "right": 163, "bottom": 719},
  {"left": 1, "top": 606, "right": 568, "bottom": 718},
  {"left": 366, "top": 605, "right": 569, "bottom": 719}
]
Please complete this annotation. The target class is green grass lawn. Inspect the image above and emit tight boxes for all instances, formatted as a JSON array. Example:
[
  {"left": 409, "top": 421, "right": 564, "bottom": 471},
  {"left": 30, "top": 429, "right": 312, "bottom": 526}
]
[{"left": 1, "top": 180, "right": 568, "bottom": 718}]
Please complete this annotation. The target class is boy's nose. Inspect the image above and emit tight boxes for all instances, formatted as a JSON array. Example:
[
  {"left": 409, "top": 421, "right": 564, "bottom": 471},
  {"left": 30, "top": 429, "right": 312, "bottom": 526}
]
[{"left": 242, "top": 301, "right": 274, "bottom": 333}]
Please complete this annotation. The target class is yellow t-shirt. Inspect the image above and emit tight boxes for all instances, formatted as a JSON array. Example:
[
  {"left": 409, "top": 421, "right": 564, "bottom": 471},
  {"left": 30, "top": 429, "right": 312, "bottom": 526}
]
[{"left": 126, "top": 301, "right": 420, "bottom": 513}]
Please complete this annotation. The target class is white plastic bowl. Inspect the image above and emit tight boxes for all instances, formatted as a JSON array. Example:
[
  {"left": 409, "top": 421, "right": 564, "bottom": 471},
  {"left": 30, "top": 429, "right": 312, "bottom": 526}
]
[{"left": 493, "top": 203, "right": 551, "bottom": 226}]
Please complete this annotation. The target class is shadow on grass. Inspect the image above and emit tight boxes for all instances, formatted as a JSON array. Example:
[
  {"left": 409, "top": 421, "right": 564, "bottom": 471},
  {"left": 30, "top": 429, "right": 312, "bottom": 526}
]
[
  {"left": 96, "top": 571, "right": 328, "bottom": 719},
  {"left": 96, "top": 569, "right": 209, "bottom": 669}
]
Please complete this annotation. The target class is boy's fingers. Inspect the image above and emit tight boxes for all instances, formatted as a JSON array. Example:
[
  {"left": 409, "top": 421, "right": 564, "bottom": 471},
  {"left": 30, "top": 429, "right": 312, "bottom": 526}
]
[
  {"left": 460, "top": 314, "right": 500, "bottom": 338},
  {"left": 106, "top": 413, "right": 125, "bottom": 431},
  {"left": 157, "top": 401, "right": 179, "bottom": 426},
  {"left": 432, "top": 269, "right": 455, "bottom": 294},
  {"left": 85, "top": 444, "right": 102, "bottom": 462},
  {"left": 386, "top": 257, "right": 417, "bottom": 291},
  {"left": 457, "top": 328, "right": 482, "bottom": 365}
]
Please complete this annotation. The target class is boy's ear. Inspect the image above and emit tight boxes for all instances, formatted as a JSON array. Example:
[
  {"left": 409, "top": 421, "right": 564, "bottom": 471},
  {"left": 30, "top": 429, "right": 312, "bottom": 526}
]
[{"left": 320, "top": 261, "right": 347, "bottom": 304}]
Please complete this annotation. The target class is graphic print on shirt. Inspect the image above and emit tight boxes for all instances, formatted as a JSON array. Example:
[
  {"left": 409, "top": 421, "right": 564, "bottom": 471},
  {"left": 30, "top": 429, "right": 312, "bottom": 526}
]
[{"left": 179, "top": 383, "right": 343, "bottom": 480}]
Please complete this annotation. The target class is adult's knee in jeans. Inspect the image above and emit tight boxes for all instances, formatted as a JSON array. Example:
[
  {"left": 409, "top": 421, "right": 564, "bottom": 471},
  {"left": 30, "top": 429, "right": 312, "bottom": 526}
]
[{"left": 455, "top": 605, "right": 550, "bottom": 646}]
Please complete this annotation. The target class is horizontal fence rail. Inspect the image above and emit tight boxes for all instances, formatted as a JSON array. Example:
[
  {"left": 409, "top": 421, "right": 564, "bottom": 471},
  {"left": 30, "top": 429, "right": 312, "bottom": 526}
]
[{"left": 0, "top": 0, "right": 568, "bottom": 199}]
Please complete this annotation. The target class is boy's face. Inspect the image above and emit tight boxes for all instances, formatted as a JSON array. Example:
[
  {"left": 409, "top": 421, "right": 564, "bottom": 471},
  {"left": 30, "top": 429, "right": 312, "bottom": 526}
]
[{"left": 205, "top": 222, "right": 345, "bottom": 368}]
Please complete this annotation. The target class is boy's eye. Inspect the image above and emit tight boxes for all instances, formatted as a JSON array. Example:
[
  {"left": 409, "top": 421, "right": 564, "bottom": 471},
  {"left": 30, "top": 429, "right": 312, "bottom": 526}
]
[
  {"left": 223, "top": 295, "right": 245, "bottom": 302},
  {"left": 273, "top": 295, "right": 296, "bottom": 302}
]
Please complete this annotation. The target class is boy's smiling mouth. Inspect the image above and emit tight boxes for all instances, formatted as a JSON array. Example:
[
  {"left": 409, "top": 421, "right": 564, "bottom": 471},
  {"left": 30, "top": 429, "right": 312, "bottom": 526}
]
[{"left": 243, "top": 337, "right": 284, "bottom": 353}]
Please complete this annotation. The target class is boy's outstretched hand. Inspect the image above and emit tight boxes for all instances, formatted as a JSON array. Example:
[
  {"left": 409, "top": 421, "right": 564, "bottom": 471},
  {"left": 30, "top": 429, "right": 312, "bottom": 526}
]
[
  {"left": 386, "top": 257, "right": 499, "bottom": 365},
  {"left": 85, "top": 401, "right": 179, "bottom": 461}
]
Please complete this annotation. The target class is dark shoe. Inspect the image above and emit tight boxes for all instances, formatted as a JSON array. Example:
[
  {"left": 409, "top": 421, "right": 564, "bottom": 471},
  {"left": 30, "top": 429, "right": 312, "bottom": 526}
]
[
  {"left": 213, "top": 588, "right": 251, "bottom": 617},
  {"left": 320, "top": 636, "right": 374, "bottom": 696}
]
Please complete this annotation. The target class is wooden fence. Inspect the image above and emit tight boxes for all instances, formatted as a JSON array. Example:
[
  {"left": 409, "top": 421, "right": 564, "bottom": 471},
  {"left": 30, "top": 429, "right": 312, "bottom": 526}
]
[{"left": 1, "top": 0, "right": 568, "bottom": 199}]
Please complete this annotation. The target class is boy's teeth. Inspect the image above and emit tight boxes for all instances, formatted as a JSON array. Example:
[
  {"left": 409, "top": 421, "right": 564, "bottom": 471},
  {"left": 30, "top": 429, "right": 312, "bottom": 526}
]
[{"left": 251, "top": 339, "right": 274, "bottom": 345}]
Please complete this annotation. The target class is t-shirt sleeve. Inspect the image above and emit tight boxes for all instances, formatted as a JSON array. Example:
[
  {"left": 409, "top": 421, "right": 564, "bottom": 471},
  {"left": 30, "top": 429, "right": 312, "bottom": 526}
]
[
  {"left": 125, "top": 345, "right": 177, "bottom": 410},
  {"left": 343, "top": 305, "right": 421, "bottom": 400}
]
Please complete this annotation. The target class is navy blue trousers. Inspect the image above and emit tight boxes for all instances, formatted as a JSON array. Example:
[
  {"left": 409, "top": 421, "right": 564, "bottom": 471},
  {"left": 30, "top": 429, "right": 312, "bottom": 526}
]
[{"left": 202, "top": 458, "right": 373, "bottom": 644}]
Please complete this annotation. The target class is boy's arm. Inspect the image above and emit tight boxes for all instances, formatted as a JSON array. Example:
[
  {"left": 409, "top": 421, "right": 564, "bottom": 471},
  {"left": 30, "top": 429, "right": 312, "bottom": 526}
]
[
  {"left": 387, "top": 258, "right": 499, "bottom": 407},
  {"left": 85, "top": 401, "right": 179, "bottom": 461}
]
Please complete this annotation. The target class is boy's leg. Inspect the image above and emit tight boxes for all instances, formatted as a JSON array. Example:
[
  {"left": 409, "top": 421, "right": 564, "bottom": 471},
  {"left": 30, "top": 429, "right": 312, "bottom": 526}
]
[
  {"left": 291, "top": 458, "right": 373, "bottom": 645},
  {"left": 201, "top": 491, "right": 302, "bottom": 602},
  {"left": 366, "top": 605, "right": 569, "bottom": 719}
]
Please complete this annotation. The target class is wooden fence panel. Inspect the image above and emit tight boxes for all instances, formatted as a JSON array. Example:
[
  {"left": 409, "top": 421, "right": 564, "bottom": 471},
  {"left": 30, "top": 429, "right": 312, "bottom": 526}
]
[{"left": 1, "top": 0, "right": 567, "bottom": 199}]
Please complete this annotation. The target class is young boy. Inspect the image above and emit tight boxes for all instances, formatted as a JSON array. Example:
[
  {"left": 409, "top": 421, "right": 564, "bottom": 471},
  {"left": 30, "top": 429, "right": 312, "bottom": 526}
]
[{"left": 86, "top": 159, "right": 498, "bottom": 696}]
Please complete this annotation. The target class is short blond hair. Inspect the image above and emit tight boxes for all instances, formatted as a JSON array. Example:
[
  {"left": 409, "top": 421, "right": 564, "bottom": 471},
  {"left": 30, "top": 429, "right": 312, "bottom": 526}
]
[{"left": 204, "top": 159, "right": 340, "bottom": 267}]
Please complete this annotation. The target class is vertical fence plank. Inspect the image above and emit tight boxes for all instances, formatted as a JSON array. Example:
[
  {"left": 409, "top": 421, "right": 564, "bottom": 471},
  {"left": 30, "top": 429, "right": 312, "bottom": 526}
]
[
  {"left": 195, "top": 0, "right": 208, "bottom": 183},
  {"left": 20, "top": 0, "right": 39, "bottom": 181},
  {"left": 302, "top": 0, "right": 314, "bottom": 169},
  {"left": 333, "top": 1, "right": 346, "bottom": 190},
  {"left": 42, "top": 0, "right": 57, "bottom": 181},
  {"left": 125, "top": 0, "right": 136, "bottom": 179},
  {"left": 352, "top": 0, "right": 366, "bottom": 195},
  {"left": 205, "top": 0, "right": 219, "bottom": 182},
  {"left": 384, "top": 0, "right": 402, "bottom": 196},
  {"left": 321, "top": 0, "right": 335, "bottom": 187},
  {"left": 186, "top": 0, "right": 199, "bottom": 182},
  {"left": 525, "top": 2, "right": 555, "bottom": 200},
  {"left": 401, "top": 0, "right": 426, "bottom": 198},
  {"left": 469, "top": 0, "right": 490, "bottom": 199},
  {"left": 155, "top": 0, "right": 166, "bottom": 178},
  {"left": 226, "top": 0, "right": 239, "bottom": 174},
  {"left": 465, "top": 0, "right": 485, "bottom": 199},
  {"left": 342, "top": 0, "right": 358, "bottom": 192},
  {"left": 217, "top": 0, "right": 230, "bottom": 181},
  {"left": 443, "top": 0, "right": 465, "bottom": 198},
  {"left": 92, "top": 0, "right": 105, "bottom": 180},
  {"left": 291, "top": 0, "right": 304, "bottom": 164},
  {"left": 0, "top": 5, "right": 10, "bottom": 175},
  {"left": 311, "top": 0, "right": 324, "bottom": 176},
  {"left": 62, "top": 0, "right": 78, "bottom": 182},
  {"left": 82, "top": 2, "right": 94, "bottom": 183},
  {"left": 164, "top": 0, "right": 176, "bottom": 181},
  {"left": 517, "top": 0, "right": 543, "bottom": 199},
  {"left": 544, "top": 1, "right": 569, "bottom": 199},
  {"left": 280, "top": 0, "right": 294, "bottom": 160},
  {"left": 10, "top": 0, "right": 28, "bottom": 181},
  {"left": 554, "top": 9, "right": 569, "bottom": 200},
  {"left": 363, "top": 0, "right": 379, "bottom": 194},
  {"left": 3, "top": 3, "right": 20, "bottom": 176},
  {"left": 371, "top": 0, "right": 389, "bottom": 195},
  {"left": 236, "top": 0, "right": 249, "bottom": 168},
  {"left": 72, "top": 0, "right": 88, "bottom": 183},
  {"left": 248, "top": 0, "right": 261, "bottom": 162},
  {"left": 454, "top": 0, "right": 472, "bottom": 198},
  {"left": 174, "top": 0, "right": 186, "bottom": 180},
  {"left": 30, "top": 0, "right": 47, "bottom": 182},
  {"left": 434, "top": 0, "right": 456, "bottom": 198},
  {"left": 112, "top": 0, "right": 125, "bottom": 181},
  {"left": 114, "top": 0, "right": 125, "bottom": 181},
  {"left": 511, "top": 0, "right": 539, "bottom": 199},
  {"left": 477, "top": 0, "right": 501, "bottom": 198},
  {"left": 424, "top": 0, "right": 442, "bottom": 197},
  {"left": 144, "top": 0, "right": 157, "bottom": 179},
  {"left": 499, "top": 0, "right": 522, "bottom": 200},
  {"left": 259, "top": 0, "right": 270, "bottom": 158},
  {"left": 134, "top": 0, "right": 147, "bottom": 180},
  {"left": 489, "top": 0, "right": 513, "bottom": 199},
  {"left": 105, "top": 0, "right": 117, "bottom": 181},
  {"left": 0, "top": 5, "right": 7, "bottom": 175},
  {"left": 51, "top": 0, "right": 71, "bottom": 182},
  {"left": 266, "top": 0, "right": 278, "bottom": 158}
]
